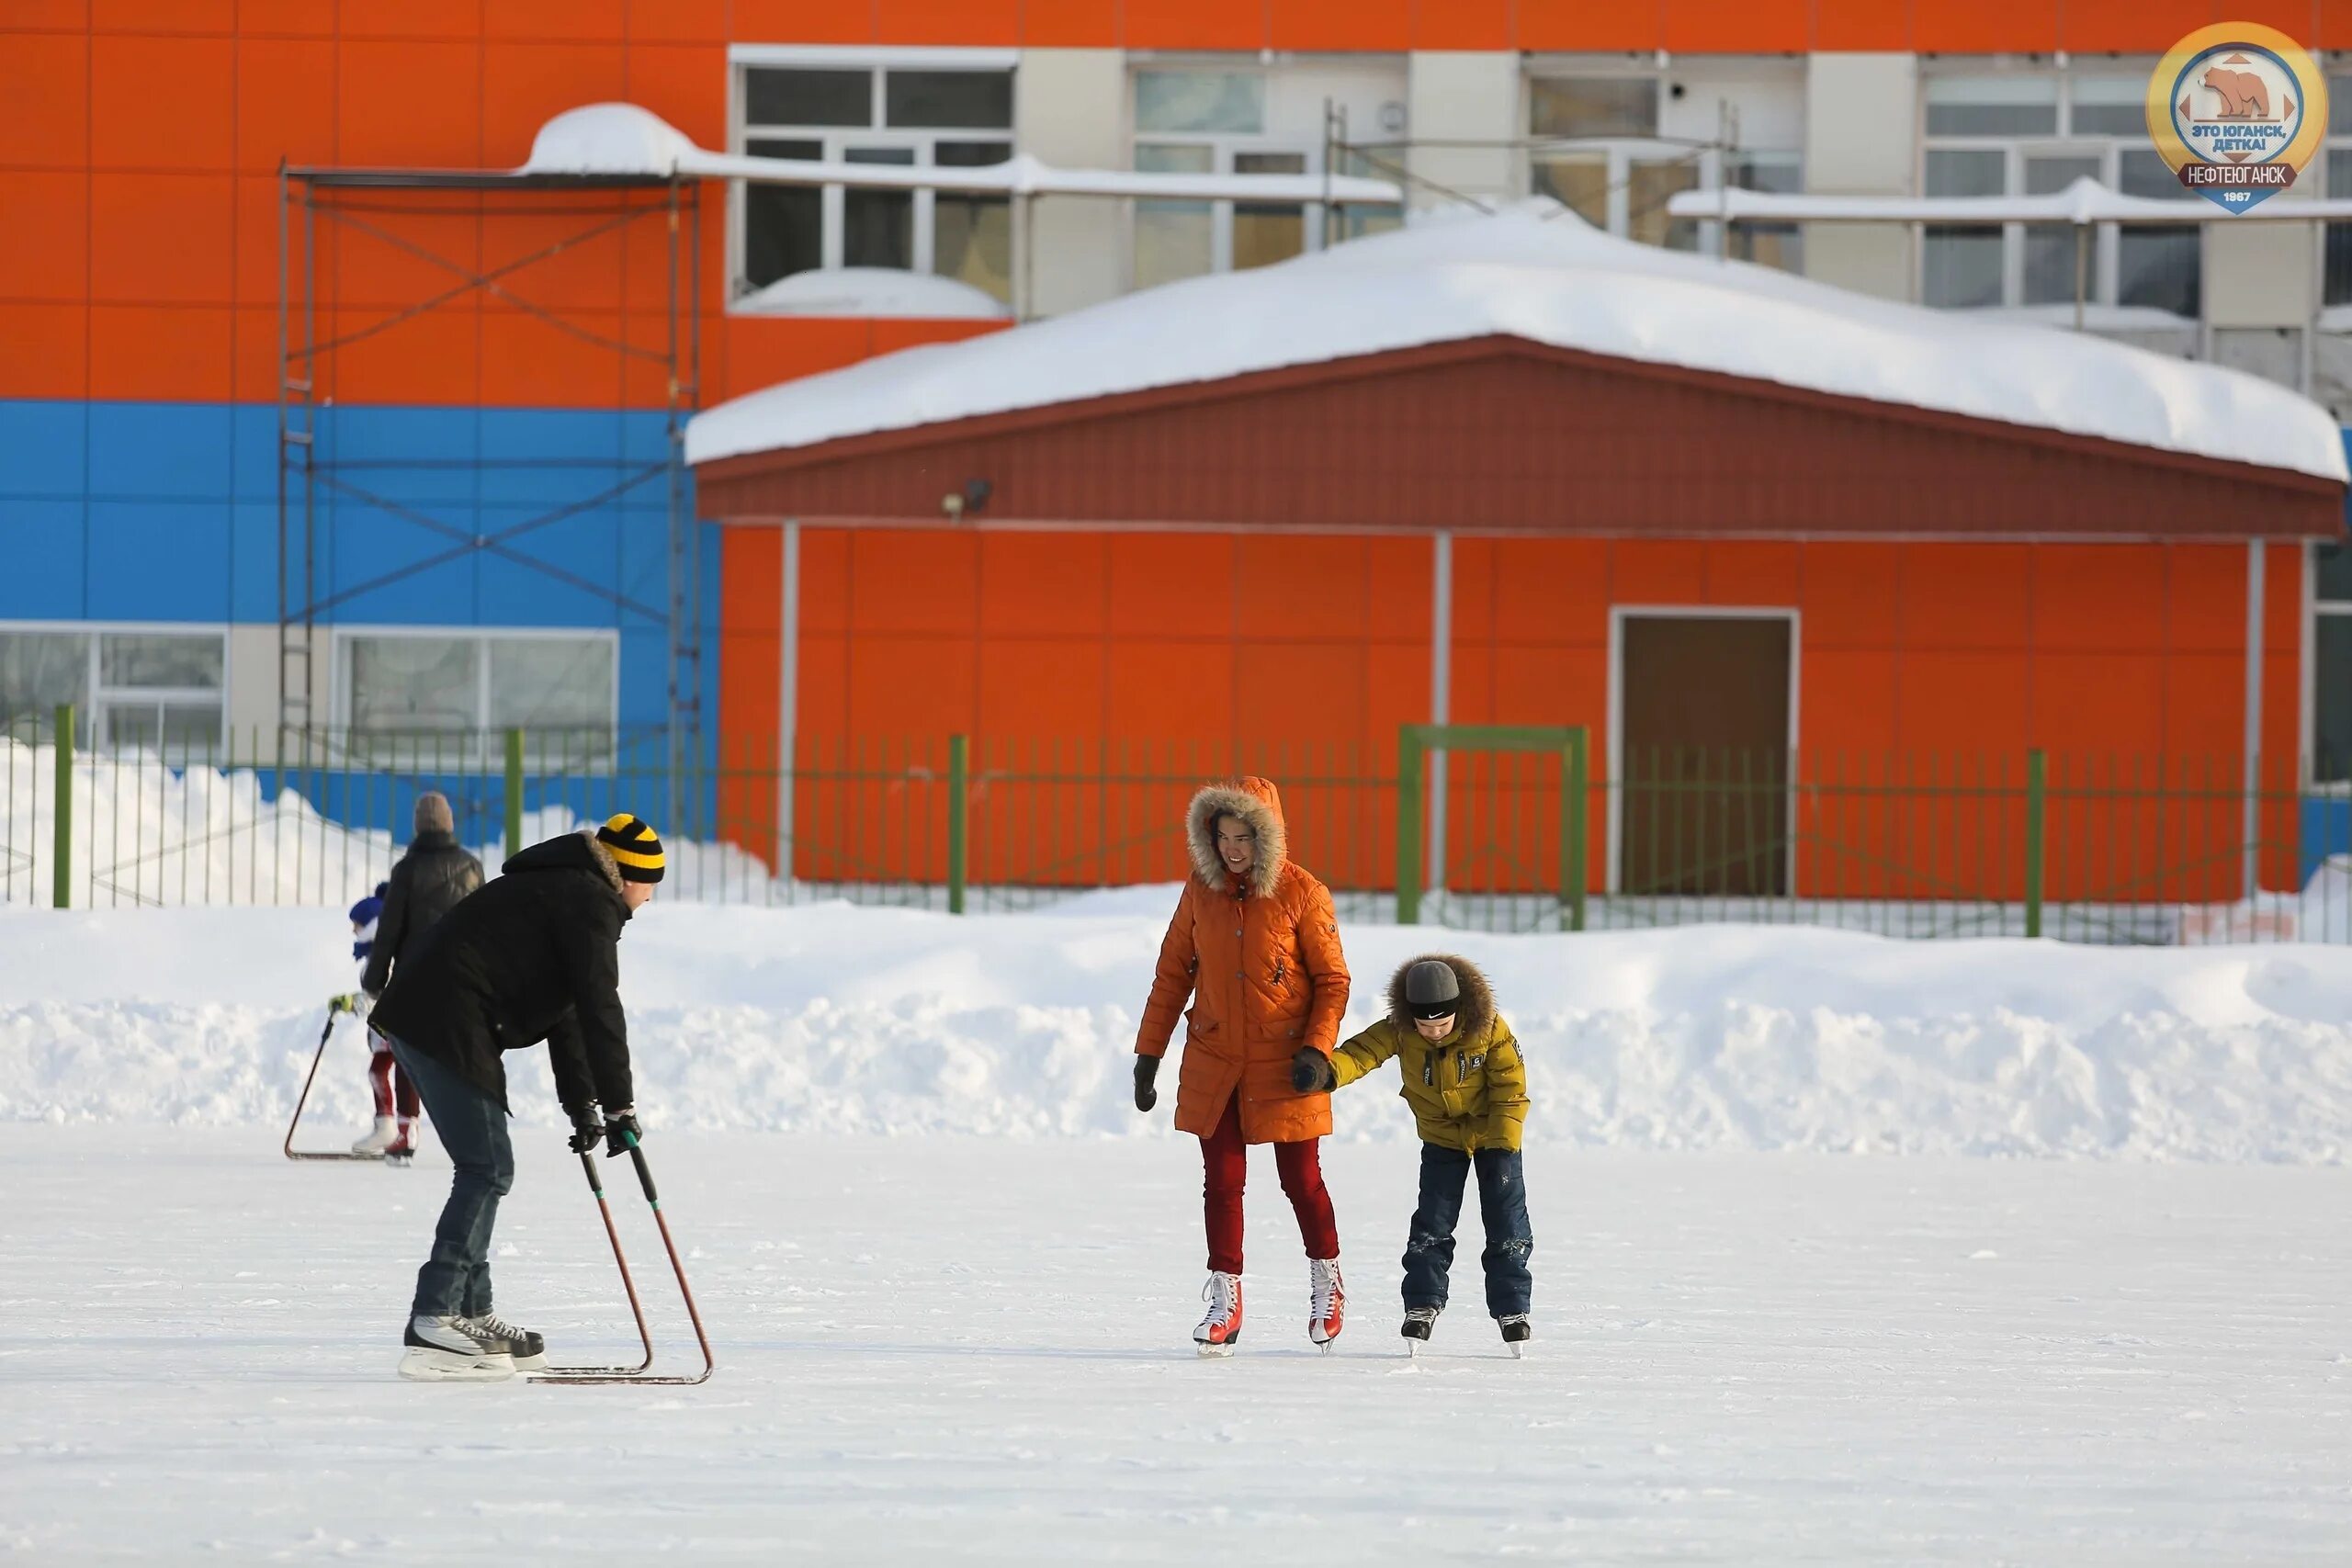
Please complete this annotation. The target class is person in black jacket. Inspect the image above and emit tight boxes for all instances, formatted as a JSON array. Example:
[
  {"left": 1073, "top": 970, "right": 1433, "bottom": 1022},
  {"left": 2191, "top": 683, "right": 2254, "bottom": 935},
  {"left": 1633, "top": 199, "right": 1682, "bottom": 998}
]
[
  {"left": 351, "top": 792, "right": 483, "bottom": 1159},
  {"left": 371, "top": 813, "right": 665, "bottom": 1382}
]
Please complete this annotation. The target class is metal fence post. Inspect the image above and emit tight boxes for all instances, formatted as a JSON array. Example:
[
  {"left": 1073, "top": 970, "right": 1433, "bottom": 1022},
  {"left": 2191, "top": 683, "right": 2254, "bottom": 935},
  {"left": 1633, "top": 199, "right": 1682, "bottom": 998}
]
[
  {"left": 51, "top": 704, "right": 72, "bottom": 910},
  {"left": 504, "top": 728, "right": 525, "bottom": 861},
  {"left": 2024, "top": 749, "right": 2047, "bottom": 939},
  {"left": 1564, "top": 727, "right": 1589, "bottom": 932},
  {"left": 1396, "top": 727, "right": 1425, "bottom": 925},
  {"left": 946, "top": 734, "right": 969, "bottom": 915}
]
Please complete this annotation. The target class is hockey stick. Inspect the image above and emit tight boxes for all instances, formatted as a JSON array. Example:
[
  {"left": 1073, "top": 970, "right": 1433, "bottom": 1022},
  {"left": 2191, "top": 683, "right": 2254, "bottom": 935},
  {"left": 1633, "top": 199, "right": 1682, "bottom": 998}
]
[
  {"left": 531, "top": 1134, "right": 713, "bottom": 1385},
  {"left": 283, "top": 996, "right": 385, "bottom": 1162},
  {"left": 529, "top": 1148, "right": 655, "bottom": 1378}
]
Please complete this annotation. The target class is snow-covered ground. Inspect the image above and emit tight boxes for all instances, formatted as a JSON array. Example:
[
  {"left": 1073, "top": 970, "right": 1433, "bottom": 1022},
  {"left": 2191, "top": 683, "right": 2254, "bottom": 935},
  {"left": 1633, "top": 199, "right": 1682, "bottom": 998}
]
[
  {"left": 6, "top": 900, "right": 2352, "bottom": 1160},
  {"left": 2, "top": 1129, "right": 2346, "bottom": 1563}
]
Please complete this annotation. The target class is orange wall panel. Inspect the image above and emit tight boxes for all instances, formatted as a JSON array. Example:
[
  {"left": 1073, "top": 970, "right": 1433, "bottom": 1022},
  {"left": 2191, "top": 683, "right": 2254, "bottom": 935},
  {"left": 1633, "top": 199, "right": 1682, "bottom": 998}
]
[
  {"left": 2059, "top": 0, "right": 2220, "bottom": 53},
  {"left": 628, "top": 0, "right": 729, "bottom": 41},
  {"left": 729, "top": 0, "right": 874, "bottom": 45},
  {"left": 847, "top": 530, "right": 979, "bottom": 636},
  {"left": 234, "top": 38, "right": 336, "bottom": 172},
  {"left": 795, "top": 631, "right": 848, "bottom": 740},
  {"left": 2307, "top": 0, "right": 2352, "bottom": 49},
  {"left": 725, "top": 525, "right": 784, "bottom": 637},
  {"left": 2030, "top": 543, "right": 2165, "bottom": 655},
  {"left": 337, "top": 40, "right": 481, "bottom": 166},
  {"left": 485, "top": 0, "right": 625, "bottom": 39},
  {"left": 1272, "top": 0, "right": 1411, "bottom": 51},
  {"left": 720, "top": 317, "right": 872, "bottom": 400},
  {"left": 1107, "top": 638, "right": 1233, "bottom": 739},
  {"left": 325, "top": 304, "right": 477, "bottom": 402},
  {"left": 1519, "top": 0, "right": 1665, "bottom": 51},
  {"left": 1813, "top": 0, "right": 1909, "bottom": 49},
  {"left": 0, "top": 173, "right": 89, "bottom": 300},
  {"left": 230, "top": 304, "right": 282, "bottom": 400},
  {"left": 2031, "top": 653, "right": 2166, "bottom": 754},
  {"left": 848, "top": 636, "right": 978, "bottom": 735},
  {"left": 1610, "top": 538, "right": 1706, "bottom": 606},
  {"left": 799, "top": 527, "right": 850, "bottom": 636},
  {"left": 236, "top": 0, "right": 336, "bottom": 33},
  {"left": 2163, "top": 543, "right": 2247, "bottom": 654},
  {"left": 1235, "top": 536, "right": 1367, "bottom": 640},
  {"left": 1486, "top": 537, "right": 1610, "bottom": 647},
  {"left": 1487, "top": 642, "right": 1605, "bottom": 728},
  {"left": 231, "top": 175, "right": 288, "bottom": 305},
  {"left": 0, "top": 304, "right": 89, "bottom": 398},
  {"left": 1109, "top": 534, "right": 1234, "bottom": 639},
  {"left": 1019, "top": 0, "right": 1120, "bottom": 45},
  {"left": 481, "top": 209, "right": 630, "bottom": 311},
  {"left": 624, "top": 42, "right": 727, "bottom": 152},
  {"left": 2161, "top": 652, "right": 2244, "bottom": 758},
  {"left": 1894, "top": 651, "right": 2030, "bottom": 753},
  {"left": 1914, "top": 0, "right": 2054, "bottom": 51},
  {"left": 481, "top": 309, "right": 632, "bottom": 405},
  {"left": 89, "top": 174, "right": 232, "bottom": 303},
  {"left": 481, "top": 42, "right": 629, "bottom": 166},
  {"left": 1899, "top": 543, "right": 2029, "bottom": 650},
  {"left": 1798, "top": 648, "right": 1898, "bottom": 753},
  {"left": 1665, "top": 0, "right": 1805, "bottom": 53},
  {"left": 91, "top": 0, "right": 233, "bottom": 27},
  {"left": 1702, "top": 539, "right": 1800, "bottom": 606},
  {"left": 335, "top": 0, "right": 483, "bottom": 39},
  {"left": 1124, "top": 0, "right": 1265, "bottom": 51},
  {"left": 978, "top": 636, "right": 1108, "bottom": 737},
  {"left": 91, "top": 33, "right": 232, "bottom": 170},
  {"left": 1799, "top": 542, "right": 1899, "bottom": 651},
  {"left": 0, "top": 31, "right": 89, "bottom": 170},
  {"left": 1364, "top": 536, "right": 1434, "bottom": 644},
  {"left": 88, "top": 303, "right": 230, "bottom": 399},
  {"left": 877, "top": 0, "right": 1020, "bottom": 44},
  {"left": 1235, "top": 638, "right": 1364, "bottom": 743},
  {"left": 978, "top": 531, "right": 1109, "bottom": 636},
  {"left": 1410, "top": 0, "right": 1511, "bottom": 49}
]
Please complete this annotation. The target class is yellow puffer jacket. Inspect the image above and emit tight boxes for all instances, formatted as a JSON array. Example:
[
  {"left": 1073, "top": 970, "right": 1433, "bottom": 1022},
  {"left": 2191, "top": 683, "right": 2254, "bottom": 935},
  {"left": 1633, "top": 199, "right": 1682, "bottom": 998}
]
[{"left": 1329, "top": 953, "right": 1527, "bottom": 1153}]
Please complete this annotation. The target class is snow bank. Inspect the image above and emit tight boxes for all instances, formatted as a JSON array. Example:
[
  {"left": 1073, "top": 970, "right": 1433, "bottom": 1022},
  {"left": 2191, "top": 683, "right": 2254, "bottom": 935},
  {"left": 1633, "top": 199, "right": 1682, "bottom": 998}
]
[{"left": 2, "top": 902, "right": 2347, "bottom": 1161}]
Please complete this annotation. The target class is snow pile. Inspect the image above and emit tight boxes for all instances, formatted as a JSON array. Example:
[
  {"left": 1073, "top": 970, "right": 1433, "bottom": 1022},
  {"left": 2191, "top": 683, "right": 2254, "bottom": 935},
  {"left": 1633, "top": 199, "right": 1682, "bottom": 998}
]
[
  {"left": 734, "top": 267, "right": 1012, "bottom": 321},
  {"left": 684, "top": 199, "right": 2347, "bottom": 484},
  {"left": 2, "top": 901, "right": 2348, "bottom": 1161}
]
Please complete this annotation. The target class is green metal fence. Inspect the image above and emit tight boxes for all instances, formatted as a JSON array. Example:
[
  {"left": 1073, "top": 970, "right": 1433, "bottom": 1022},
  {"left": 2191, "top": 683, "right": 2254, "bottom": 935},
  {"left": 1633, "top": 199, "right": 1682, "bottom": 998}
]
[{"left": 4, "top": 712, "right": 2346, "bottom": 943}]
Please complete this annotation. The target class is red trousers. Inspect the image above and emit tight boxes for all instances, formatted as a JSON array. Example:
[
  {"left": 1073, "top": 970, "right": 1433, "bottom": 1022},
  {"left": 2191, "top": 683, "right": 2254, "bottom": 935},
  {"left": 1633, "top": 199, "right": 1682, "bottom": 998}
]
[
  {"left": 368, "top": 1036, "right": 421, "bottom": 1120},
  {"left": 1200, "top": 1092, "right": 1339, "bottom": 1275}
]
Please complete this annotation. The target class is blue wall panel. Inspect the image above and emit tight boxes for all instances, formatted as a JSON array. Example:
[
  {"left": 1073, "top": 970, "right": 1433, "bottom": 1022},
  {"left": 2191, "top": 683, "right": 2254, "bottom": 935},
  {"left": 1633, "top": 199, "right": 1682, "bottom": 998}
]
[
  {"left": 2, "top": 499, "right": 89, "bottom": 618},
  {"left": 85, "top": 500, "right": 233, "bottom": 621},
  {"left": 0, "top": 401, "right": 86, "bottom": 499},
  {"left": 88, "top": 402, "right": 234, "bottom": 502}
]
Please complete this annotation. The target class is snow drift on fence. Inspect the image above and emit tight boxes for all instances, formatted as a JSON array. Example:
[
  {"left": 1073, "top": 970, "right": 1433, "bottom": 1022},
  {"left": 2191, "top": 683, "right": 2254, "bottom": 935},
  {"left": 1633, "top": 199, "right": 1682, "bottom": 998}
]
[{"left": 2, "top": 898, "right": 2348, "bottom": 1161}]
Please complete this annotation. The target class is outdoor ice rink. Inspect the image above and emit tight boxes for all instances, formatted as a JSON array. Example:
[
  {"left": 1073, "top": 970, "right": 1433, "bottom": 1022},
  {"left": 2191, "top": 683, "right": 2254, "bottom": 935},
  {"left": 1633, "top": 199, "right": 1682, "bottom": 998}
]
[{"left": 4, "top": 1128, "right": 2346, "bottom": 1564}]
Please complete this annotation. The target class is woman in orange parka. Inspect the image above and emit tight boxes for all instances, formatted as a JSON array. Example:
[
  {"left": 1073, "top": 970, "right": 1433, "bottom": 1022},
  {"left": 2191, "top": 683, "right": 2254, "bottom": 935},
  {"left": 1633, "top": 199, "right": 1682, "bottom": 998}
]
[{"left": 1133, "top": 776, "right": 1352, "bottom": 1355}]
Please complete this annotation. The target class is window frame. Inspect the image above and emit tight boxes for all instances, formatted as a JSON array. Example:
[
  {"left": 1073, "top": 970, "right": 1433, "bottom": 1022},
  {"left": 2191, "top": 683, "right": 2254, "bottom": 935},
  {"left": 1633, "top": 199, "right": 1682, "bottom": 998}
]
[
  {"left": 1126, "top": 66, "right": 1334, "bottom": 288},
  {"left": 1917, "top": 66, "right": 2204, "bottom": 317},
  {"left": 331, "top": 626, "right": 621, "bottom": 761},
  {"left": 728, "top": 46, "right": 1018, "bottom": 308},
  {"left": 2307, "top": 542, "right": 2352, "bottom": 791},
  {"left": 0, "top": 620, "right": 229, "bottom": 751}
]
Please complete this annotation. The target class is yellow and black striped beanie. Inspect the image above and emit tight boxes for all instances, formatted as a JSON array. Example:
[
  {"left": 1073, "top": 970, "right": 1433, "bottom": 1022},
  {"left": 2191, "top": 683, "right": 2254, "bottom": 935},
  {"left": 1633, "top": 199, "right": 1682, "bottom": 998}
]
[{"left": 596, "top": 813, "right": 665, "bottom": 884}]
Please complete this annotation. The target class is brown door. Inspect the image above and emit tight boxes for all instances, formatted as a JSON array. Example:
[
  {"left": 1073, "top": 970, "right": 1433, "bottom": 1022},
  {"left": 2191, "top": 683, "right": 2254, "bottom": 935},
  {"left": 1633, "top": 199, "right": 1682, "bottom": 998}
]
[{"left": 1618, "top": 615, "right": 1792, "bottom": 897}]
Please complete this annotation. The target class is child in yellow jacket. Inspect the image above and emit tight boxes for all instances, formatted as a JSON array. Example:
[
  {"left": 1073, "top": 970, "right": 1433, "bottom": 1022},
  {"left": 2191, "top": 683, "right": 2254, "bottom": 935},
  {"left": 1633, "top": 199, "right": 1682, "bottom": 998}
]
[{"left": 1293, "top": 953, "right": 1532, "bottom": 1352}]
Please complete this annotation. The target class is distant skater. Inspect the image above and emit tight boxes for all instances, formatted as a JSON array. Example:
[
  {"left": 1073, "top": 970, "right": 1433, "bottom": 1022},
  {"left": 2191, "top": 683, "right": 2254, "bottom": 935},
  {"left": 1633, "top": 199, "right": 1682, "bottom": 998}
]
[
  {"left": 1133, "top": 777, "right": 1351, "bottom": 1355},
  {"left": 349, "top": 793, "right": 482, "bottom": 1159}
]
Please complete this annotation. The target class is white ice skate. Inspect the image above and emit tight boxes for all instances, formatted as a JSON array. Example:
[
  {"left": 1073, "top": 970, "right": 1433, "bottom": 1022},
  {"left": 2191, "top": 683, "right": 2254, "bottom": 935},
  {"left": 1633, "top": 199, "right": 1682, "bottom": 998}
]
[
  {"left": 461, "top": 1313, "right": 547, "bottom": 1372},
  {"left": 397, "top": 1314, "right": 515, "bottom": 1382},
  {"left": 1193, "top": 1271, "right": 1242, "bottom": 1358},
  {"left": 1307, "top": 1257, "right": 1344, "bottom": 1351},
  {"left": 350, "top": 1116, "right": 399, "bottom": 1156}
]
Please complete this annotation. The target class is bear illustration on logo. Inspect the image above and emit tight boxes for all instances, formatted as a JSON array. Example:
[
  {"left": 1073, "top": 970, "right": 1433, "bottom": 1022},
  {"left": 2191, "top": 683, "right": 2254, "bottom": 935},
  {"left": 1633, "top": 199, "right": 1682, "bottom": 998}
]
[{"left": 2200, "top": 65, "right": 2272, "bottom": 119}]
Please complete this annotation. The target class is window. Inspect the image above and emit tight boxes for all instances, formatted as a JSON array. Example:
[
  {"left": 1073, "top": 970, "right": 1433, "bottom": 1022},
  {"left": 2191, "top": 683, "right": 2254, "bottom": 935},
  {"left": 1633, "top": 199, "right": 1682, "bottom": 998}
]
[
  {"left": 339, "top": 630, "right": 616, "bottom": 764},
  {"left": 1527, "top": 71, "right": 1801, "bottom": 266},
  {"left": 1919, "top": 72, "right": 2201, "bottom": 317},
  {"left": 735, "top": 60, "right": 1014, "bottom": 304},
  {"left": 2322, "top": 80, "right": 2352, "bottom": 308},
  {"left": 1131, "top": 70, "right": 1326, "bottom": 287},
  {"left": 0, "top": 626, "right": 225, "bottom": 750},
  {"left": 2313, "top": 545, "right": 2352, "bottom": 785}
]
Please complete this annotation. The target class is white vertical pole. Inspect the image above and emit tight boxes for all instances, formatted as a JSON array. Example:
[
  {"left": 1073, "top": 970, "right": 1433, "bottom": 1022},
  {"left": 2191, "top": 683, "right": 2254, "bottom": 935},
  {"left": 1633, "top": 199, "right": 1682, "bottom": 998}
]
[
  {"left": 777, "top": 521, "right": 801, "bottom": 887},
  {"left": 2244, "top": 537, "right": 2267, "bottom": 900},
  {"left": 1429, "top": 531, "right": 1453, "bottom": 901}
]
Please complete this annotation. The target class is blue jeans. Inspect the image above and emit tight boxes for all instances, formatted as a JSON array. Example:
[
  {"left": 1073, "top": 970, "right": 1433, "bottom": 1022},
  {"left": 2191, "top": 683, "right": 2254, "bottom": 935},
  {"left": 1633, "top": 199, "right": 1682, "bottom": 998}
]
[
  {"left": 388, "top": 1034, "right": 513, "bottom": 1319},
  {"left": 1402, "top": 1144, "right": 1533, "bottom": 1317}
]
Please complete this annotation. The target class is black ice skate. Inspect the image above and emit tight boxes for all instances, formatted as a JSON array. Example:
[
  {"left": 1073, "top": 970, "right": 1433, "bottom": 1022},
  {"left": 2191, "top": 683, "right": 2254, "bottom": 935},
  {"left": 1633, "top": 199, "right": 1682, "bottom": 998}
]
[
  {"left": 461, "top": 1314, "right": 546, "bottom": 1371},
  {"left": 399, "top": 1314, "right": 515, "bottom": 1382},
  {"left": 1400, "top": 1305, "right": 1441, "bottom": 1355},
  {"left": 1498, "top": 1314, "right": 1532, "bottom": 1359}
]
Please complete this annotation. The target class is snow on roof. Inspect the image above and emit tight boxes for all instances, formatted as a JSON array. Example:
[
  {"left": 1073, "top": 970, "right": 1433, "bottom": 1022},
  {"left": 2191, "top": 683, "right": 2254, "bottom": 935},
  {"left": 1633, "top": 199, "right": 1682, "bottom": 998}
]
[
  {"left": 522, "top": 103, "right": 1401, "bottom": 204},
  {"left": 685, "top": 200, "right": 2349, "bottom": 485},
  {"left": 1668, "top": 175, "right": 2352, "bottom": 225},
  {"left": 735, "top": 268, "right": 1012, "bottom": 321}
]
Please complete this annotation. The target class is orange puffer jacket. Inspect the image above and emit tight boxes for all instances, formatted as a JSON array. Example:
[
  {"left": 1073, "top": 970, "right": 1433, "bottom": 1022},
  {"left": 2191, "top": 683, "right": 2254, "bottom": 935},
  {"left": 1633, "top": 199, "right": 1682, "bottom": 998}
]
[{"left": 1135, "top": 776, "right": 1351, "bottom": 1145}]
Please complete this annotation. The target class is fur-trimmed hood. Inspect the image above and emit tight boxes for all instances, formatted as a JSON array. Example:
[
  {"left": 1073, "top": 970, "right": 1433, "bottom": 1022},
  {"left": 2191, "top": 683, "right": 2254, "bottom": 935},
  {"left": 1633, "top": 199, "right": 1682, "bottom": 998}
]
[
  {"left": 1185, "top": 776, "right": 1290, "bottom": 898},
  {"left": 502, "top": 829, "right": 630, "bottom": 907},
  {"left": 1385, "top": 953, "right": 1494, "bottom": 1040}
]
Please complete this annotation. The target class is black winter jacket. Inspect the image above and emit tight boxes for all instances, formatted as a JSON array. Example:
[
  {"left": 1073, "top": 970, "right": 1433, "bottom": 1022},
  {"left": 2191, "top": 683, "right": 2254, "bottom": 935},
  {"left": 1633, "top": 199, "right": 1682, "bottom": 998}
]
[
  {"left": 359, "top": 828, "right": 483, "bottom": 996},
  {"left": 368, "top": 831, "right": 635, "bottom": 1116}
]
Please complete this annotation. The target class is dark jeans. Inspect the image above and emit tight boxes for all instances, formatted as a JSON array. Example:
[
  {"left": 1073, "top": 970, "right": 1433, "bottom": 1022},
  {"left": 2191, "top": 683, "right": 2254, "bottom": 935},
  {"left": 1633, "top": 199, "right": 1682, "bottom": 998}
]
[
  {"left": 1402, "top": 1144, "right": 1533, "bottom": 1317},
  {"left": 388, "top": 1034, "right": 512, "bottom": 1319}
]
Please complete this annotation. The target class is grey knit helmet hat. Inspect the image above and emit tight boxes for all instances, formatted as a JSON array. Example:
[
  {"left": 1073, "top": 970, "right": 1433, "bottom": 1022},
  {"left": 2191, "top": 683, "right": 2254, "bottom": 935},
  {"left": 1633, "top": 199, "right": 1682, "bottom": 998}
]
[
  {"left": 1404, "top": 959, "right": 1462, "bottom": 1016},
  {"left": 413, "top": 791, "right": 455, "bottom": 836}
]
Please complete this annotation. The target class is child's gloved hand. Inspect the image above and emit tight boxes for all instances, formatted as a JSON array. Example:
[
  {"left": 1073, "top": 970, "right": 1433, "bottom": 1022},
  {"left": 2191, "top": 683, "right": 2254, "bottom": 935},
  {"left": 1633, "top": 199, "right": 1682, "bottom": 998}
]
[{"left": 1289, "top": 1048, "right": 1336, "bottom": 1093}]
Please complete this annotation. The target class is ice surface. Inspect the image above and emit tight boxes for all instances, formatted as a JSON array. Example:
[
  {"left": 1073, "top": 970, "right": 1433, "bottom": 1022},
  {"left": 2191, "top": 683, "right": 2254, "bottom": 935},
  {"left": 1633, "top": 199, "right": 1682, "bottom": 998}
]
[
  {"left": 684, "top": 200, "right": 2347, "bottom": 485},
  {"left": 0, "top": 1129, "right": 2345, "bottom": 1562}
]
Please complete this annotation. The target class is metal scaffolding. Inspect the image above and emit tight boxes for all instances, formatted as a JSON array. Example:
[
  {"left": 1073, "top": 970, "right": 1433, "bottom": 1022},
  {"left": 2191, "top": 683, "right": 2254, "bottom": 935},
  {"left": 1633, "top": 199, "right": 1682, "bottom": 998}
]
[{"left": 277, "top": 164, "right": 705, "bottom": 817}]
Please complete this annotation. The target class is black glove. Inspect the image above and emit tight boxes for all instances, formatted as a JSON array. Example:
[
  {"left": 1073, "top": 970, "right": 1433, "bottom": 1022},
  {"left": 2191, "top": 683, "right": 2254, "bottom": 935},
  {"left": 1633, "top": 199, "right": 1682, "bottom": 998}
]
[
  {"left": 1133, "top": 1055, "right": 1159, "bottom": 1113},
  {"left": 566, "top": 1105, "right": 604, "bottom": 1155},
  {"left": 1290, "top": 1048, "right": 1335, "bottom": 1093},
  {"left": 604, "top": 1108, "right": 643, "bottom": 1158}
]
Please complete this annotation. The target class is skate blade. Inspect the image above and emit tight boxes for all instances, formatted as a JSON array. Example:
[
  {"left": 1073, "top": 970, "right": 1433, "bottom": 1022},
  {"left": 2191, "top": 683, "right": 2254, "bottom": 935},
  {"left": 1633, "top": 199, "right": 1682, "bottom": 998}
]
[
  {"left": 1508, "top": 1343, "right": 1524, "bottom": 1359},
  {"left": 1406, "top": 1339, "right": 1422, "bottom": 1359},
  {"left": 383, "top": 1152, "right": 413, "bottom": 1168},
  {"left": 511, "top": 1351, "right": 548, "bottom": 1372},
  {"left": 397, "top": 1347, "right": 516, "bottom": 1383},
  {"left": 1194, "top": 1341, "right": 1237, "bottom": 1359}
]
